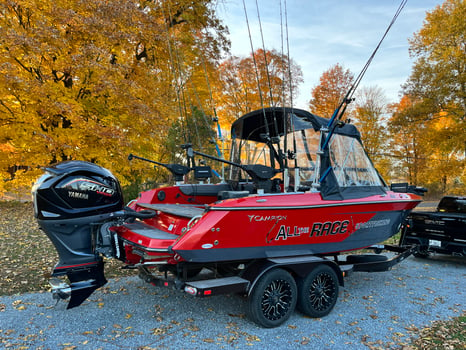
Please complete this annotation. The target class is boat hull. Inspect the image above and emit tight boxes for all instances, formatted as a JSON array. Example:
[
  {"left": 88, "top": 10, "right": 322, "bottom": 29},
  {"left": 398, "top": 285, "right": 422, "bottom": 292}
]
[
  {"left": 174, "top": 209, "right": 410, "bottom": 262},
  {"left": 119, "top": 191, "right": 421, "bottom": 264}
]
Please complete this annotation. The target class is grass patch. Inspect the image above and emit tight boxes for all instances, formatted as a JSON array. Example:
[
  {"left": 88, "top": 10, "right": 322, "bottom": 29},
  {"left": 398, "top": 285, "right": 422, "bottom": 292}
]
[{"left": 406, "top": 314, "right": 466, "bottom": 350}]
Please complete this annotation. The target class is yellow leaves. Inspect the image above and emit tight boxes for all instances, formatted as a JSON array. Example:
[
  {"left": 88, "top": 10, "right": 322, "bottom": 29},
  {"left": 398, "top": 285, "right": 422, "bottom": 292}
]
[
  {"left": 61, "top": 344, "right": 77, "bottom": 350},
  {"left": 246, "top": 335, "right": 261, "bottom": 342},
  {"left": 188, "top": 325, "right": 200, "bottom": 332},
  {"left": 0, "top": 0, "right": 229, "bottom": 192},
  {"left": 12, "top": 299, "right": 26, "bottom": 310},
  {"left": 217, "top": 49, "right": 302, "bottom": 122}
]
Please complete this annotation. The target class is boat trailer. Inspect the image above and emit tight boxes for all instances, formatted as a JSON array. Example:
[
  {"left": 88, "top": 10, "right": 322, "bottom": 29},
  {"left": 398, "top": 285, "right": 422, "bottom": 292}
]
[{"left": 132, "top": 244, "right": 416, "bottom": 327}]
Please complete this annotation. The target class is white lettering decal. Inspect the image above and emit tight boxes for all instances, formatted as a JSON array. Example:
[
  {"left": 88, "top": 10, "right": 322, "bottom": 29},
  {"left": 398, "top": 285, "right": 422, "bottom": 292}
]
[
  {"left": 355, "top": 219, "right": 390, "bottom": 230},
  {"left": 248, "top": 215, "right": 287, "bottom": 223},
  {"left": 68, "top": 191, "right": 89, "bottom": 200}
]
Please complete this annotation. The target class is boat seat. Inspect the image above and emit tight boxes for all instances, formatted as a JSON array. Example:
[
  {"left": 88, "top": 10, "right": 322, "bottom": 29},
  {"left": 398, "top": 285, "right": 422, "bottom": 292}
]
[
  {"left": 122, "top": 221, "right": 178, "bottom": 240},
  {"left": 178, "top": 183, "right": 231, "bottom": 197},
  {"left": 137, "top": 203, "right": 205, "bottom": 219}
]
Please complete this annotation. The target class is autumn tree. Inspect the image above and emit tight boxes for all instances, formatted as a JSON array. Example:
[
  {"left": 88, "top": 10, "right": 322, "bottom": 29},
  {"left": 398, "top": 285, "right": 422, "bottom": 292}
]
[
  {"left": 308, "top": 63, "right": 354, "bottom": 118},
  {"left": 398, "top": 0, "right": 465, "bottom": 195},
  {"left": 216, "top": 49, "right": 303, "bottom": 123},
  {"left": 0, "top": 0, "right": 228, "bottom": 195},
  {"left": 353, "top": 86, "right": 390, "bottom": 179},
  {"left": 387, "top": 96, "right": 429, "bottom": 185}
]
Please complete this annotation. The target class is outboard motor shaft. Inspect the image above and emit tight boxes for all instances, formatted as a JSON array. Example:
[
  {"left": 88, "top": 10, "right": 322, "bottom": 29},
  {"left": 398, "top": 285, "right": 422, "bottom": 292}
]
[{"left": 32, "top": 161, "right": 124, "bottom": 308}]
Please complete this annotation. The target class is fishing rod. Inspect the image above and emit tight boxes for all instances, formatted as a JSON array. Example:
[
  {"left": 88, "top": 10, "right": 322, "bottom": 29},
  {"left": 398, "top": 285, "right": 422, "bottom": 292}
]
[
  {"left": 198, "top": 33, "right": 226, "bottom": 182},
  {"left": 320, "top": 0, "right": 408, "bottom": 153},
  {"left": 162, "top": 1, "right": 225, "bottom": 180},
  {"left": 282, "top": 0, "right": 300, "bottom": 191},
  {"left": 318, "top": 0, "right": 408, "bottom": 184},
  {"left": 254, "top": 0, "right": 283, "bottom": 173},
  {"left": 242, "top": 0, "right": 270, "bottom": 138}
]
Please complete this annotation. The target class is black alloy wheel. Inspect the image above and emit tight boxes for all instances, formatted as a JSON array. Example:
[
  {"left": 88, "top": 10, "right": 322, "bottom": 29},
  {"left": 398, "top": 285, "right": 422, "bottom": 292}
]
[
  {"left": 297, "top": 264, "right": 339, "bottom": 318},
  {"left": 247, "top": 268, "right": 297, "bottom": 328}
]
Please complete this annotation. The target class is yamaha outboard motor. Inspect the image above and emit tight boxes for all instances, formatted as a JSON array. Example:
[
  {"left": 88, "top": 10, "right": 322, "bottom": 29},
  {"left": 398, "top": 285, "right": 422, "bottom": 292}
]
[{"left": 32, "top": 160, "right": 124, "bottom": 308}]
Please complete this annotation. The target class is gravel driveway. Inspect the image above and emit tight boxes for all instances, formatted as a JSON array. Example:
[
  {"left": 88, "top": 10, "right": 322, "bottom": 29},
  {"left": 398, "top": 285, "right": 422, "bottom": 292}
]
[{"left": 1, "top": 254, "right": 464, "bottom": 349}]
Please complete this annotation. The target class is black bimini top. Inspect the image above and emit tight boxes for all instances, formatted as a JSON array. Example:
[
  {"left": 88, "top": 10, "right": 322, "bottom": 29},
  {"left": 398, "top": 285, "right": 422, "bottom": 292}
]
[{"left": 231, "top": 107, "right": 361, "bottom": 142}]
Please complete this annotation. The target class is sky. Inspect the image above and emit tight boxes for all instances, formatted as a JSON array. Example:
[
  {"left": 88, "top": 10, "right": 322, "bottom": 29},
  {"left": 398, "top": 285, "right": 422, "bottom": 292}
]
[{"left": 217, "top": 0, "right": 444, "bottom": 110}]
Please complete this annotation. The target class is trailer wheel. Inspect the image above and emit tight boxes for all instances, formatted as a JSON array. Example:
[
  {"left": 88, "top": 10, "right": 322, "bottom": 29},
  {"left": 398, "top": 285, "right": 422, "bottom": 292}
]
[
  {"left": 297, "top": 264, "right": 339, "bottom": 318},
  {"left": 247, "top": 268, "right": 297, "bottom": 328}
]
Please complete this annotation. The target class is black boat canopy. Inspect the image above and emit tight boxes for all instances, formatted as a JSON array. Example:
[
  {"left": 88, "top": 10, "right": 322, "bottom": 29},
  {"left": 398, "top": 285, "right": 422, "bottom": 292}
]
[
  {"left": 231, "top": 107, "right": 361, "bottom": 142},
  {"left": 229, "top": 107, "right": 386, "bottom": 200}
]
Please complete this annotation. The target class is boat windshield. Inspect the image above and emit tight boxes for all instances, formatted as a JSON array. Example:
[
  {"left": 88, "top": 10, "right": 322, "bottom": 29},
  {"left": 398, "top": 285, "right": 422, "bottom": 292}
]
[
  {"left": 328, "top": 134, "right": 383, "bottom": 188},
  {"left": 283, "top": 129, "right": 320, "bottom": 187},
  {"left": 228, "top": 128, "right": 383, "bottom": 189}
]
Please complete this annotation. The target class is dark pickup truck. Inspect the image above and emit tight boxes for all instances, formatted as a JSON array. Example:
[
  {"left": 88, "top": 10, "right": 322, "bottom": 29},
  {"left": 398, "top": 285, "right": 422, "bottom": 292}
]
[{"left": 400, "top": 196, "right": 466, "bottom": 257}]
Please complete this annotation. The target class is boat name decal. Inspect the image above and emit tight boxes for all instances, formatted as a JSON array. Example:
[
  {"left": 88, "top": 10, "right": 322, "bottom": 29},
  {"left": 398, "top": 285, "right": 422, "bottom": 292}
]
[
  {"left": 310, "top": 220, "right": 350, "bottom": 237},
  {"left": 274, "top": 225, "right": 308, "bottom": 240},
  {"left": 355, "top": 219, "right": 390, "bottom": 230},
  {"left": 274, "top": 220, "right": 350, "bottom": 241},
  {"left": 248, "top": 215, "right": 287, "bottom": 223}
]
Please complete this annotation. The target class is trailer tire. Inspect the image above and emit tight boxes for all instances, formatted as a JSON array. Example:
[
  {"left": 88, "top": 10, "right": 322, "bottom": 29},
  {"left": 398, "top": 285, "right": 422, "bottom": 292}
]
[
  {"left": 297, "top": 264, "right": 339, "bottom": 318},
  {"left": 247, "top": 268, "right": 297, "bottom": 328}
]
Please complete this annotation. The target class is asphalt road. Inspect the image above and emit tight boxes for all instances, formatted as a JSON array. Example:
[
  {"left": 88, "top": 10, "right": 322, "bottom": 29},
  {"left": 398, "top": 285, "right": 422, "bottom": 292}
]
[{"left": 1, "top": 254, "right": 464, "bottom": 349}]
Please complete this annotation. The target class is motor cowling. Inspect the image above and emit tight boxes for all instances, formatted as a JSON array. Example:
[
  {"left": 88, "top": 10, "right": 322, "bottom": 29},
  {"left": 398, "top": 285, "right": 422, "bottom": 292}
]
[
  {"left": 32, "top": 160, "right": 124, "bottom": 308},
  {"left": 33, "top": 160, "right": 124, "bottom": 220}
]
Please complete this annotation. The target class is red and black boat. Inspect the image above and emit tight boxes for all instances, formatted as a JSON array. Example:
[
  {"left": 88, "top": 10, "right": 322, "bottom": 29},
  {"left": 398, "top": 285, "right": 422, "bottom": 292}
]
[
  {"left": 32, "top": 0, "right": 420, "bottom": 327},
  {"left": 32, "top": 106, "right": 423, "bottom": 327}
]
